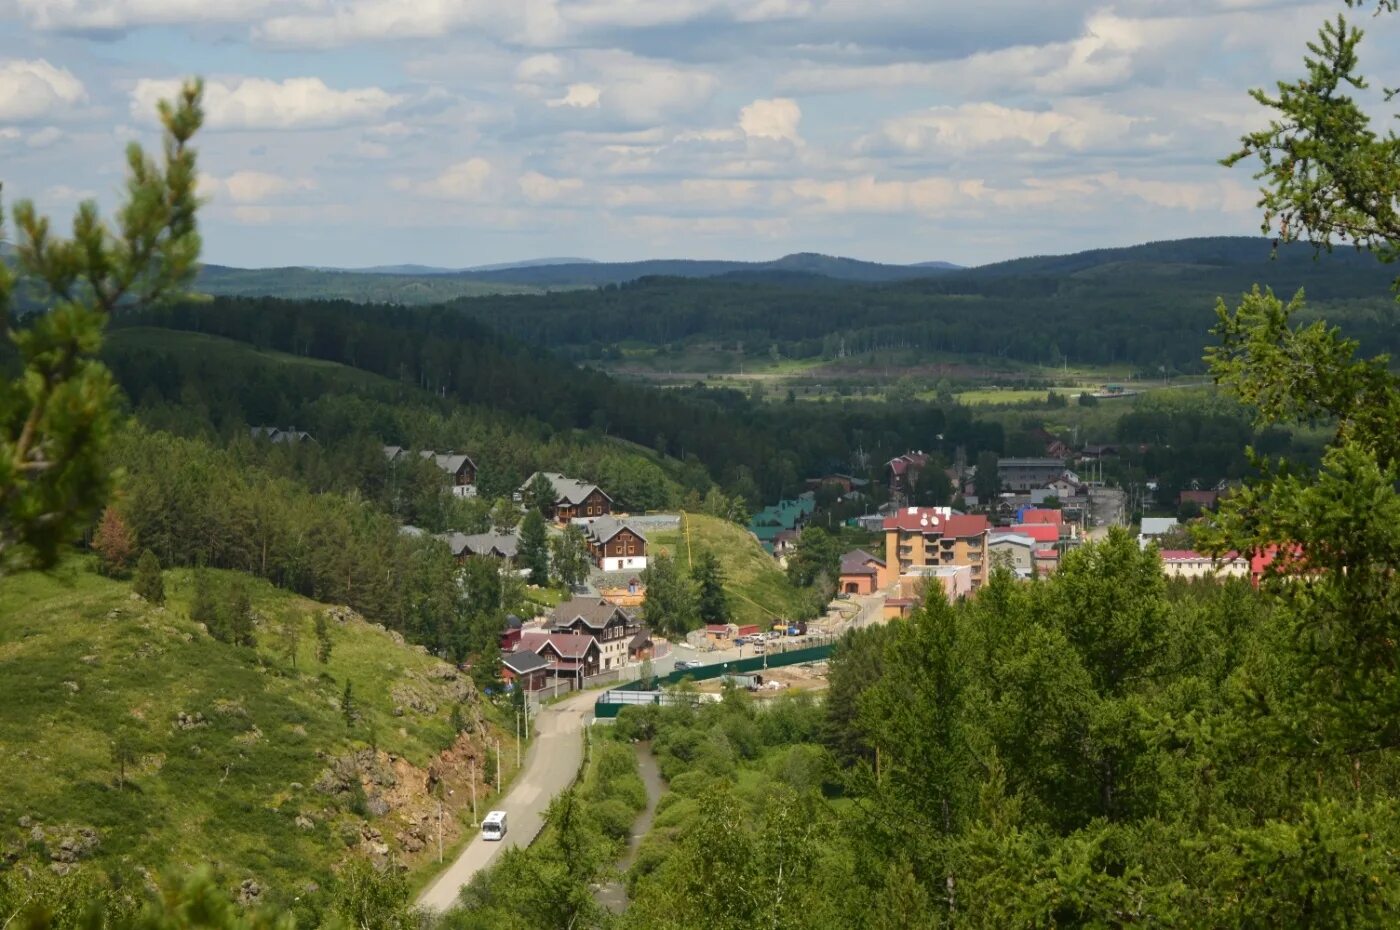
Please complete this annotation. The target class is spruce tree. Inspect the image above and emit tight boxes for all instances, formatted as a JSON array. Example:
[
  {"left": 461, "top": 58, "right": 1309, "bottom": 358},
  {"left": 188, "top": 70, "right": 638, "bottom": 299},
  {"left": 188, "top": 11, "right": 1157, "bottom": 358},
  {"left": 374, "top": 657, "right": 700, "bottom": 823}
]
[
  {"left": 132, "top": 549, "right": 164, "bottom": 605},
  {"left": 342, "top": 681, "right": 356, "bottom": 730},
  {"left": 315, "top": 612, "right": 334, "bottom": 664},
  {"left": 518, "top": 509, "right": 550, "bottom": 586},
  {"left": 692, "top": 550, "right": 728, "bottom": 625},
  {"left": 0, "top": 82, "right": 203, "bottom": 576}
]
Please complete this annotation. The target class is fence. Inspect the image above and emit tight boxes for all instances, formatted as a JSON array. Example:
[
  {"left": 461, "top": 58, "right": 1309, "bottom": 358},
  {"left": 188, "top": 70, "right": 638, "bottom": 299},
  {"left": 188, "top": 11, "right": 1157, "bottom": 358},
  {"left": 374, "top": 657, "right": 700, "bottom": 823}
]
[{"left": 595, "top": 640, "right": 836, "bottom": 717}]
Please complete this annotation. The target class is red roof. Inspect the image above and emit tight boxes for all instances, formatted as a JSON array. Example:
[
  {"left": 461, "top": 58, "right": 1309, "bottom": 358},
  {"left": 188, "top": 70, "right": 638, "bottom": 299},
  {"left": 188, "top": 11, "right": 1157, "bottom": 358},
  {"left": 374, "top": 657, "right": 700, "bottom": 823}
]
[
  {"left": 1011, "top": 523, "right": 1058, "bottom": 544},
  {"left": 522, "top": 632, "right": 598, "bottom": 659},
  {"left": 1034, "top": 548, "right": 1058, "bottom": 559},
  {"left": 736, "top": 625, "right": 760, "bottom": 636},
  {"left": 1020, "top": 509, "right": 1063, "bottom": 526},
  {"left": 943, "top": 514, "right": 989, "bottom": 538},
  {"left": 705, "top": 624, "right": 730, "bottom": 634}
]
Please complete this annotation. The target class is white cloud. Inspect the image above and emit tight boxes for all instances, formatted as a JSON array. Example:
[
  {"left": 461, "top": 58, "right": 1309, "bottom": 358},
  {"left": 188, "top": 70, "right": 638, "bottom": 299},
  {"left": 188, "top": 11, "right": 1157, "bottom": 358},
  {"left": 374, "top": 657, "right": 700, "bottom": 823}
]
[
  {"left": 739, "top": 97, "right": 801, "bottom": 143},
  {"left": 0, "top": 59, "right": 85, "bottom": 121},
  {"left": 203, "top": 170, "right": 317, "bottom": 204},
  {"left": 26, "top": 126, "right": 65, "bottom": 148},
  {"left": 873, "top": 101, "right": 1138, "bottom": 154},
  {"left": 256, "top": 0, "right": 565, "bottom": 48},
  {"left": 548, "top": 83, "right": 601, "bottom": 109},
  {"left": 397, "top": 157, "right": 495, "bottom": 200},
  {"left": 16, "top": 0, "right": 286, "bottom": 31},
  {"left": 519, "top": 171, "right": 583, "bottom": 202},
  {"left": 131, "top": 76, "right": 403, "bottom": 130}
]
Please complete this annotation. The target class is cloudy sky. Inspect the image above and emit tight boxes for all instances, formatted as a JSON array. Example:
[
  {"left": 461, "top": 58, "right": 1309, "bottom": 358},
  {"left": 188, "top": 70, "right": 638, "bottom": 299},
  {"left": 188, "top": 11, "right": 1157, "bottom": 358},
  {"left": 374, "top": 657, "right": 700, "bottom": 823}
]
[{"left": 0, "top": 0, "right": 1395, "bottom": 268}]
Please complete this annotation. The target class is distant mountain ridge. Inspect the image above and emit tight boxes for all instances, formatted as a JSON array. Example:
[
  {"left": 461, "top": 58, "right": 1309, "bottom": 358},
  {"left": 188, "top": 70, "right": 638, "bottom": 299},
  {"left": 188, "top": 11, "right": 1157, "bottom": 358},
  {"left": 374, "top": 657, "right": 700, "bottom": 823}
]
[{"left": 455, "top": 251, "right": 961, "bottom": 286}]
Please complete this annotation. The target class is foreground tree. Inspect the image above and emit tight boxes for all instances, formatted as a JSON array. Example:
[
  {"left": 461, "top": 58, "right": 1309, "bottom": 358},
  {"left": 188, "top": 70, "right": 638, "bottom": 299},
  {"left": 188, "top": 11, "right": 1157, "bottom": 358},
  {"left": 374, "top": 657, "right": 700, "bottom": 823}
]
[
  {"left": 0, "top": 81, "right": 203, "bottom": 575},
  {"left": 1209, "top": 2, "right": 1400, "bottom": 753}
]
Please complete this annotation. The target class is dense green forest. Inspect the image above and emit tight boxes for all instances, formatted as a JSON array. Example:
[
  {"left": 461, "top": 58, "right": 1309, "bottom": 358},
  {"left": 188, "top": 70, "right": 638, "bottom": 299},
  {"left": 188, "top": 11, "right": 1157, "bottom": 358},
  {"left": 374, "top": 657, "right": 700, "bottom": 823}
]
[
  {"left": 110, "top": 300, "right": 1002, "bottom": 502},
  {"left": 436, "top": 535, "right": 1400, "bottom": 929},
  {"left": 435, "top": 238, "right": 1400, "bottom": 372}
]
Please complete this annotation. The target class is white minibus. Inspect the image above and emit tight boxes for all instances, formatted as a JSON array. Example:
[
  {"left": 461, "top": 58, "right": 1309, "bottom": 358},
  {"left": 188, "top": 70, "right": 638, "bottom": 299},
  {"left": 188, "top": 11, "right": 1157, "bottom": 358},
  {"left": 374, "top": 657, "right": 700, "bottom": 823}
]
[{"left": 482, "top": 810, "right": 507, "bottom": 841}]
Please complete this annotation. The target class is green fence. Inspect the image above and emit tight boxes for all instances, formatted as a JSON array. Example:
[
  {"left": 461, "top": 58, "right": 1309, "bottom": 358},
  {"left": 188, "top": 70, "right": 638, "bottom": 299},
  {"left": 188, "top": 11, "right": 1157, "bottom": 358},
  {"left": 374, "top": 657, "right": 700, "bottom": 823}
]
[{"left": 595, "top": 641, "right": 836, "bottom": 717}]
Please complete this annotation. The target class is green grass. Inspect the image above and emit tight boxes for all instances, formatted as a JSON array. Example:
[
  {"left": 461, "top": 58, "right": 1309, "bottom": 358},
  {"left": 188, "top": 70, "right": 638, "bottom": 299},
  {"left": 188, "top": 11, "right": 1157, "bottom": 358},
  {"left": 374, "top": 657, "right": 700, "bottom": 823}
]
[
  {"left": 0, "top": 562, "right": 517, "bottom": 907},
  {"left": 649, "top": 514, "right": 809, "bottom": 626}
]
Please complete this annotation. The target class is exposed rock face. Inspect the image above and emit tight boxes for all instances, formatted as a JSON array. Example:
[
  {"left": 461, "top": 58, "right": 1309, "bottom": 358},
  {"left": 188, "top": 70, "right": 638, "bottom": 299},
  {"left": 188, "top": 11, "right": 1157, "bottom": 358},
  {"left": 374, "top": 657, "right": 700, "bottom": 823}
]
[
  {"left": 174, "top": 711, "right": 207, "bottom": 730},
  {"left": 236, "top": 879, "right": 262, "bottom": 905},
  {"left": 325, "top": 606, "right": 361, "bottom": 625}
]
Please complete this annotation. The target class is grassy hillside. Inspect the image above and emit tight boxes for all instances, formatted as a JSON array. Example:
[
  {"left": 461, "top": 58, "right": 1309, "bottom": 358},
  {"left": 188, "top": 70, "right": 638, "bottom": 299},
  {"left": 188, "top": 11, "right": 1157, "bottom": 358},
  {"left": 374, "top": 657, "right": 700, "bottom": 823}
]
[
  {"left": 647, "top": 514, "right": 808, "bottom": 627},
  {"left": 0, "top": 562, "right": 517, "bottom": 911}
]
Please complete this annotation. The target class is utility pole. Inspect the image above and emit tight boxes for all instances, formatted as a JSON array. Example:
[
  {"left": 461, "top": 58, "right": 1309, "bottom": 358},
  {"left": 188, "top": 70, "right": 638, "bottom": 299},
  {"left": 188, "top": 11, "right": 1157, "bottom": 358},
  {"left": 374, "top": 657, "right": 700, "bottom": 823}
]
[
  {"left": 494, "top": 739, "right": 501, "bottom": 793},
  {"left": 516, "top": 712, "right": 522, "bottom": 768}
]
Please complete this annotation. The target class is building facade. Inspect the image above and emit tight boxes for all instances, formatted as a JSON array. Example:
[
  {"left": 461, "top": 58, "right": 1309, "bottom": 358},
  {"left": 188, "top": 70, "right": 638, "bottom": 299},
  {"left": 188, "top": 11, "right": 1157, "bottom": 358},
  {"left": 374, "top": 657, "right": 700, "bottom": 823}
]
[{"left": 879, "top": 508, "right": 990, "bottom": 591}]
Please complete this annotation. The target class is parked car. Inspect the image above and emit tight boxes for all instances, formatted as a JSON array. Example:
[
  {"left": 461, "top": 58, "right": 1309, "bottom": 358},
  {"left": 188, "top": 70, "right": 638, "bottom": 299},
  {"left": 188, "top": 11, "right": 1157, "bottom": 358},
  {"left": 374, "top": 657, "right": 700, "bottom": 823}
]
[
  {"left": 734, "top": 636, "right": 750, "bottom": 645},
  {"left": 674, "top": 659, "right": 704, "bottom": 671}
]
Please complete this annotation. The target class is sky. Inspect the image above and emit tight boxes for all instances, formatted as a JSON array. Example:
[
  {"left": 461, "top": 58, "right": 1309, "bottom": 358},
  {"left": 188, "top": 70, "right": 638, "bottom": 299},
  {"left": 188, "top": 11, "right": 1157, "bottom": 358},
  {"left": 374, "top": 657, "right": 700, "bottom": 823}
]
[{"left": 0, "top": 0, "right": 1396, "bottom": 269}]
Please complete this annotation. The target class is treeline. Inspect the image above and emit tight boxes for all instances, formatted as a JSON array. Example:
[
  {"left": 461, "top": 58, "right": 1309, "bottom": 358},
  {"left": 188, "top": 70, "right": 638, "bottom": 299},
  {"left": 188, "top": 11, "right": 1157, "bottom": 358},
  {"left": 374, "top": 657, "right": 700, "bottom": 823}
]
[
  {"left": 103, "top": 327, "right": 697, "bottom": 512},
  {"left": 110, "top": 426, "right": 468, "bottom": 648},
  {"left": 433, "top": 244, "right": 1400, "bottom": 372},
  {"left": 108, "top": 303, "right": 1005, "bottom": 502},
  {"left": 590, "top": 533, "right": 1400, "bottom": 928}
]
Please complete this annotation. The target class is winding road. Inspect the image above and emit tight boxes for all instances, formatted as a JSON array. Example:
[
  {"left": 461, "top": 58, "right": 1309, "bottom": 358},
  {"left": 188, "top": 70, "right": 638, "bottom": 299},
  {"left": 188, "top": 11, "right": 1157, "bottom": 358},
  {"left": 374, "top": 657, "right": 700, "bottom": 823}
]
[{"left": 416, "top": 687, "right": 597, "bottom": 913}]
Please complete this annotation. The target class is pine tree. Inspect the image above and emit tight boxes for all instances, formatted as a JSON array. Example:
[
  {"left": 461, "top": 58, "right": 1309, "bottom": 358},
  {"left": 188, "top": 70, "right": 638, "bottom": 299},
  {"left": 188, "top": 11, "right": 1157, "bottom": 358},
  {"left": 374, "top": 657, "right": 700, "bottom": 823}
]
[
  {"left": 132, "top": 549, "right": 164, "bottom": 605},
  {"left": 315, "top": 612, "right": 334, "bottom": 664},
  {"left": 524, "top": 473, "right": 558, "bottom": 517},
  {"left": 190, "top": 569, "right": 218, "bottom": 630},
  {"left": 692, "top": 550, "right": 728, "bottom": 625},
  {"left": 0, "top": 82, "right": 203, "bottom": 576},
  {"left": 92, "top": 507, "right": 137, "bottom": 577},
  {"left": 342, "top": 681, "right": 356, "bottom": 730},
  {"left": 519, "top": 509, "right": 550, "bottom": 586}
]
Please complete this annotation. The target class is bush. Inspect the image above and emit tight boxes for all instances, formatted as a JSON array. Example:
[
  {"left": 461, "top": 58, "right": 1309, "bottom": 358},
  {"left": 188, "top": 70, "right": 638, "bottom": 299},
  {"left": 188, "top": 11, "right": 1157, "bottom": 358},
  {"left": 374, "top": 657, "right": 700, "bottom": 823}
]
[{"left": 590, "top": 798, "right": 637, "bottom": 842}]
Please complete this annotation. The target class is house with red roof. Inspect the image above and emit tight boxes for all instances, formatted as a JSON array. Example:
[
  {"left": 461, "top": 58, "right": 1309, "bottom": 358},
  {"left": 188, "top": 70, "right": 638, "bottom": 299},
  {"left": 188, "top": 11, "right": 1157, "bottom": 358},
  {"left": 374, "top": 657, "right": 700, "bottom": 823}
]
[
  {"left": 516, "top": 631, "right": 602, "bottom": 681},
  {"left": 886, "top": 452, "right": 932, "bottom": 504},
  {"left": 879, "top": 507, "right": 990, "bottom": 591}
]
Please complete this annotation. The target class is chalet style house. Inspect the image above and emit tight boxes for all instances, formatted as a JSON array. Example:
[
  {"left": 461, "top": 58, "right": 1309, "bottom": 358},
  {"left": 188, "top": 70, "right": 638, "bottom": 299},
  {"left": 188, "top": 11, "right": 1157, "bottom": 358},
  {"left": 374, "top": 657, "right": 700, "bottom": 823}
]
[
  {"left": 519, "top": 472, "right": 612, "bottom": 522},
  {"left": 517, "top": 631, "right": 601, "bottom": 680},
  {"left": 383, "top": 447, "right": 477, "bottom": 496},
  {"left": 437, "top": 531, "right": 519, "bottom": 564},
  {"left": 251, "top": 426, "right": 315, "bottom": 444},
  {"left": 579, "top": 517, "right": 647, "bottom": 572},
  {"left": 549, "top": 597, "right": 642, "bottom": 672}
]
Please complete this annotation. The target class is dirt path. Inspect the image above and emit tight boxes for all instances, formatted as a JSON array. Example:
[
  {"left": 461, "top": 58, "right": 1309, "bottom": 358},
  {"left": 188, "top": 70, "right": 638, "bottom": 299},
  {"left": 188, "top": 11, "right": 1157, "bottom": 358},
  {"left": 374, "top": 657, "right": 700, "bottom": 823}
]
[{"left": 595, "top": 743, "right": 666, "bottom": 913}]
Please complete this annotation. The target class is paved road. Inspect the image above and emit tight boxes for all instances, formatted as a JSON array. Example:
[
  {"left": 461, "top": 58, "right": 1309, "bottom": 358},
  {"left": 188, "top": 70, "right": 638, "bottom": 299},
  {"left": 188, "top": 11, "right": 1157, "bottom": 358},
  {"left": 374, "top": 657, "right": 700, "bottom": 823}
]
[{"left": 416, "top": 688, "right": 597, "bottom": 913}]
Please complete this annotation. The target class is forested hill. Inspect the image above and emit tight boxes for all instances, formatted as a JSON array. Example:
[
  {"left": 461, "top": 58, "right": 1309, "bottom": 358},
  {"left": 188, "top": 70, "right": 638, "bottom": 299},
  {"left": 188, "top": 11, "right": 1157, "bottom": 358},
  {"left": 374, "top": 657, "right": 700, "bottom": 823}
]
[
  {"left": 454, "top": 252, "right": 958, "bottom": 286},
  {"left": 193, "top": 251, "right": 956, "bottom": 302},
  {"left": 111, "top": 299, "right": 998, "bottom": 502},
  {"left": 443, "top": 237, "right": 1400, "bottom": 373}
]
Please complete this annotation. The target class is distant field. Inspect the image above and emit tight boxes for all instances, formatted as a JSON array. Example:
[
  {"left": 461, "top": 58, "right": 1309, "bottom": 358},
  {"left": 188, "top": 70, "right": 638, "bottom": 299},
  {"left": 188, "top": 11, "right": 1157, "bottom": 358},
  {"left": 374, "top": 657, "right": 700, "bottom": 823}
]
[
  {"left": 647, "top": 513, "right": 809, "bottom": 627},
  {"left": 197, "top": 265, "right": 555, "bottom": 304}
]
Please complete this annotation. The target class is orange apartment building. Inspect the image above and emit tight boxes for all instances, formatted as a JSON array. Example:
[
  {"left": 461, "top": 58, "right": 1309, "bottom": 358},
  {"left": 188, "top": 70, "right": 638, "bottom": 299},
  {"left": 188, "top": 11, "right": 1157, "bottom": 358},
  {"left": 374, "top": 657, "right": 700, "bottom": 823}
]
[{"left": 878, "top": 508, "right": 991, "bottom": 591}]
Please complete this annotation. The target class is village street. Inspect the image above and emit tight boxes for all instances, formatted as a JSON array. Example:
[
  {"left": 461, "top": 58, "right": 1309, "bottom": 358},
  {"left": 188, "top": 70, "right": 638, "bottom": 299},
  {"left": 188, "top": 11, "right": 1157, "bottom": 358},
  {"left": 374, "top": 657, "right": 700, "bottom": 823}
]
[{"left": 416, "top": 687, "right": 596, "bottom": 913}]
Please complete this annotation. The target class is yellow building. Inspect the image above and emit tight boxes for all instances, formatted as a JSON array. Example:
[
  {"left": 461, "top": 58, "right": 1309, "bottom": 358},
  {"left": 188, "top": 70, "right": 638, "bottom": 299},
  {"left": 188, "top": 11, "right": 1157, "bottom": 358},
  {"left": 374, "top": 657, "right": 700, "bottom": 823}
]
[{"left": 879, "top": 508, "right": 991, "bottom": 591}]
